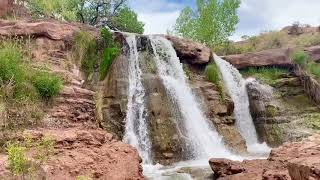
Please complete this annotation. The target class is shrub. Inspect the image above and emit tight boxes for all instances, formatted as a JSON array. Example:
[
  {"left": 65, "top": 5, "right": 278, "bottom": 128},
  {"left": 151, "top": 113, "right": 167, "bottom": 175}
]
[
  {"left": 7, "top": 143, "right": 29, "bottom": 176},
  {"left": 31, "top": 71, "right": 63, "bottom": 101},
  {"left": 205, "top": 63, "right": 220, "bottom": 85},
  {"left": 292, "top": 51, "right": 310, "bottom": 67}
]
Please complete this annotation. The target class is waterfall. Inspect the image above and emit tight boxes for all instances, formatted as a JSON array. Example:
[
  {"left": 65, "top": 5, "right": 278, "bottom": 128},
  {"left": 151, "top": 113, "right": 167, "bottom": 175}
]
[
  {"left": 123, "top": 35, "right": 152, "bottom": 164},
  {"left": 149, "top": 36, "right": 239, "bottom": 160},
  {"left": 214, "top": 54, "right": 270, "bottom": 154}
]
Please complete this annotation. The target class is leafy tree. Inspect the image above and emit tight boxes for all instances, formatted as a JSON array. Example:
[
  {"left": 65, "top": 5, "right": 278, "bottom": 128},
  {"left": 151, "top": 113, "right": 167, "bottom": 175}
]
[
  {"left": 174, "top": 0, "right": 241, "bottom": 47},
  {"left": 26, "top": 0, "right": 144, "bottom": 33},
  {"left": 109, "top": 7, "right": 144, "bottom": 34}
]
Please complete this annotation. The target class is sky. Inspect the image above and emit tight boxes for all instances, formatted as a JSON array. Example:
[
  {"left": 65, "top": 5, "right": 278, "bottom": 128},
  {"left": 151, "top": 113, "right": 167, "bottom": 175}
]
[{"left": 129, "top": 0, "right": 320, "bottom": 41}]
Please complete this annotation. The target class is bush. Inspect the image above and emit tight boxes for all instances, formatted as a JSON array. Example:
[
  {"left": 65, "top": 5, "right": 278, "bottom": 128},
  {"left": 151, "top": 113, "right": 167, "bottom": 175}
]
[
  {"left": 292, "top": 51, "right": 310, "bottom": 67},
  {"left": 6, "top": 143, "right": 29, "bottom": 176},
  {"left": 31, "top": 71, "right": 63, "bottom": 101},
  {"left": 205, "top": 63, "right": 221, "bottom": 85}
]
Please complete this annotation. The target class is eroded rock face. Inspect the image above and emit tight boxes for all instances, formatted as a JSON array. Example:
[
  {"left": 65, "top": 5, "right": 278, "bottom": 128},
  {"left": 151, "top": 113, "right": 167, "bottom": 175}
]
[
  {"left": 209, "top": 134, "right": 320, "bottom": 180},
  {"left": 0, "top": 20, "right": 143, "bottom": 179},
  {"left": 246, "top": 77, "right": 320, "bottom": 147},
  {"left": 0, "top": 0, "right": 11, "bottom": 17},
  {"left": 224, "top": 48, "right": 294, "bottom": 69},
  {"left": 165, "top": 35, "right": 211, "bottom": 65},
  {"left": 190, "top": 74, "right": 247, "bottom": 154},
  {"left": 304, "top": 46, "right": 320, "bottom": 62}
]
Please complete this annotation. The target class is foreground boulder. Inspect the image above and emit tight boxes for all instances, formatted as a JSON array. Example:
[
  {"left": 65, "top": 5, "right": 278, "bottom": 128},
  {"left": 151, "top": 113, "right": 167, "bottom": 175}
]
[
  {"left": 165, "top": 35, "right": 211, "bottom": 65},
  {"left": 224, "top": 48, "right": 294, "bottom": 69},
  {"left": 209, "top": 134, "right": 320, "bottom": 180}
]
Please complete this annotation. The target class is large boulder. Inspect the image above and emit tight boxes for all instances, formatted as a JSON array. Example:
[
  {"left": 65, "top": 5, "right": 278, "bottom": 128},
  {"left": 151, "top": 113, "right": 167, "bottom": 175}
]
[
  {"left": 304, "top": 46, "right": 320, "bottom": 62},
  {"left": 209, "top": 134, "right": 320, "bottom": 180},
  {"left": 224, "top": 48, "right": 294, "bottom": 69},
  {"left": 165, "top": 35, "right": 211, "bottom": 65},
  {"left": 0, "top": 0, "right": 11, "bottom": 17}
]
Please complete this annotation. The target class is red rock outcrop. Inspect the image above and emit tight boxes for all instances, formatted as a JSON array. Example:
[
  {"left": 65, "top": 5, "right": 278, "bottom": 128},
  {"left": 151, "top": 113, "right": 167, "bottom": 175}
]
[
  {"left": 209, "top": 134, "right": 320, "bottom": 180},
  {"left": 304, "top": 46, "right": 320, "bottom": 62},
  {"left": 224, "top": 48, "right": 294, "bottom": 69},
  {"left": 165, "top": 35, "right": 212, "bottom": 65},
  {"left": 0, "top": 20, "right": 143, "bottom": 179},
  {"left": 0, "top": 0, "right": 12, "bottom": 17}
]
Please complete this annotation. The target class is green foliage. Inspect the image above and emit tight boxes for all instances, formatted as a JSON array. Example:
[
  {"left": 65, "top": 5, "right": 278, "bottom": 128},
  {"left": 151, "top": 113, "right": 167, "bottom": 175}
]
[
  {"left": 27, "top": 0, "right": 78, "bottom": 21},
  {"left": 99, "top": 48, "right": 120, "bottom": 80},
  {"left": 307, "top": 63, "right": 320, "bottom": 79},
  {"left": 99, "top": 27, "right": 120, "bottom": 80},
  {"left": 74, "top": 31, "right": 99, "bottom": 78},
  {"left": 292, "top": 51, "right": 310, "bottom": 67},
  {"left": 205, "top": 63, "right": 225, "bottom": 102},
  {"left": 31, "top": 71, "right": 63, "bottom": 101},
  {"left": 109, "top": 7, "right": 144, "bottom": 34},
  {"left": 205, "top": 63, "right": 220, "bottom": 85},
  {"left": 27, "top": 0, "right": 145, "bottom": 33},
  {"left": 241, "top": 67, "right": 289, "bottom": 84},
  {"left": 6, "top": 144, "right": 28, "bottom": 176},
  {"left": 174, "top": 0, "right": 241, "bottom": 47}
]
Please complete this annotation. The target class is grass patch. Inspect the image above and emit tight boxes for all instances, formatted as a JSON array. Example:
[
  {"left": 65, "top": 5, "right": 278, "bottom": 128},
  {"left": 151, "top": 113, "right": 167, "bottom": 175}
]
[
  {"left": 291, "top": 51, "right": 310, "bottom": 67},
  {"left": 305, "top": 114, "right": 320, "bottom": 130},
  {"left": 0, "top": 40, "right": 63, "bottom": 130},
  {"left": 74, "top": 31, "right": 99, "bottom": 80},
  {"left": 307, "top": 63, "right": 320, "bottom": 79},
  {"left": 241, "top": 67, "right": 289, "bottom": 84},
  {"left": 6, "top": 136, "right": 55, "bottom": 178},
  {"left": 205, "top": 63, "right": 225, "bottom": 102},
  {"left": 73, "top": 28, "right": 120, "bottom": 81}
]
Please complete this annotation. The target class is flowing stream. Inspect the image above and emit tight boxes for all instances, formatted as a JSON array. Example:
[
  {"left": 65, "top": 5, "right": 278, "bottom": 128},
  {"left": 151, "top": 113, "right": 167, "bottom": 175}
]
[
  {"left": 214, "top": 54, "right": 270, "bottom": 155},
  {"left": 123, "top": 35, "right": 152, "bottom": 164}
]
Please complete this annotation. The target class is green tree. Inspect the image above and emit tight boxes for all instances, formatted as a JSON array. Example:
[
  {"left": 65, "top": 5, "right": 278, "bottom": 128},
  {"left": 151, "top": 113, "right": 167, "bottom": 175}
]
[
  {"left": 27, "top": 0, "right": 144, "bottom": 34},
  {"left": 109, "top": 7, "right": 144, "bottom": 34},
  {"left": 174, "top": 0, "right": 241, "bottom": 47}
]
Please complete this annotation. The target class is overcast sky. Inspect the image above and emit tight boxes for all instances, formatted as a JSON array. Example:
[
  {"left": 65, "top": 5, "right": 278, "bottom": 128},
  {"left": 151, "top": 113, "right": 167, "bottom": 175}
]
[{"left": 129, "top": 0, "right": 320, "bottom": 41}]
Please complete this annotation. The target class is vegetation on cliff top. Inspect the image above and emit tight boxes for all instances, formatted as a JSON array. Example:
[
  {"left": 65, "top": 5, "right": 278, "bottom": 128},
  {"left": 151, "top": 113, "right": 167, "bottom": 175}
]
[
  {"left": 292, "top": 50, "right": 320, "bottom": 80},
  {"left": 241, "top": 67, "right": 289, "bottom": 85},
  {"left": 74, "top": 27, "right": 120, "bottom": 81},
  {"left": 27, "top": 0, "right": 144, "bottom": 34}
]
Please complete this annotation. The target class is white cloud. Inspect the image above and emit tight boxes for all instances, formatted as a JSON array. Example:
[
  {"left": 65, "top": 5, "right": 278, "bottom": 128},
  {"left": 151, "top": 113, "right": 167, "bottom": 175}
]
[
  {"left": 137, "top": 11, "right": 180, "bottom": 35},
  {"left": 129, "top": 0, "right": 320, "bottom": 38}
]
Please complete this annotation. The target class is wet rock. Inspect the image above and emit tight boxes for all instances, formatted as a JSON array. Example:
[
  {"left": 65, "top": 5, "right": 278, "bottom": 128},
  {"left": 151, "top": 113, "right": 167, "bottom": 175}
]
[
  {"left": 191, "top": 74, "right": 247, "bottom": 154},
  {"left": 246, "top": 78, "right": 320, "bottom": 147},
  {"left": 165, "top": 35, "right": 211, "bottom": 65},
  {"left": 224, "top": 48, "right": 294, "bottom": 69},
  {"left": 209, "top": 134, "right": 320, "bottom": 180}
]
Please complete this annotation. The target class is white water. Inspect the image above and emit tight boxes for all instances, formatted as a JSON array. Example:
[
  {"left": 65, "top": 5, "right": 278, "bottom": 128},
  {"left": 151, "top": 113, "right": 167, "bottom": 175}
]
[
  {"left": 214, "top": 54, "right": 270, "bottom": 155},
  {"left": 123, "top": 35, "right": 152, "bottom": 164},
  {"left": 149, "top": 36, "right": 240, "bottom": 160}
]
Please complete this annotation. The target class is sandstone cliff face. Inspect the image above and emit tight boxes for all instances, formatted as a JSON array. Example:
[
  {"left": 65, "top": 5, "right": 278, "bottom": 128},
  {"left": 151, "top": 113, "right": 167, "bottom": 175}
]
[
  {"left": 0, "top": 20, "right": 143, "bottom": 179},
  {"left": 209, "top": 134, "right": 320, "bottom": 180},
  {"left": 246, "top": 77, "right": 320, "bottom": 147}
]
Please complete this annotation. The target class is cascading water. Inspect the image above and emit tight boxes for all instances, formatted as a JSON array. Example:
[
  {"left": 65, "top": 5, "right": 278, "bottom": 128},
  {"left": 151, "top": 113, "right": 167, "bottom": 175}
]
[
  {"left": 123, "top": 35, "right": 152, "bottom": 164},
  {"left": 149, "top": 36, "right": 240, "bottom": 160},
  {"left": 214, "top": 54, "right": 270, "bottom": 155}
]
